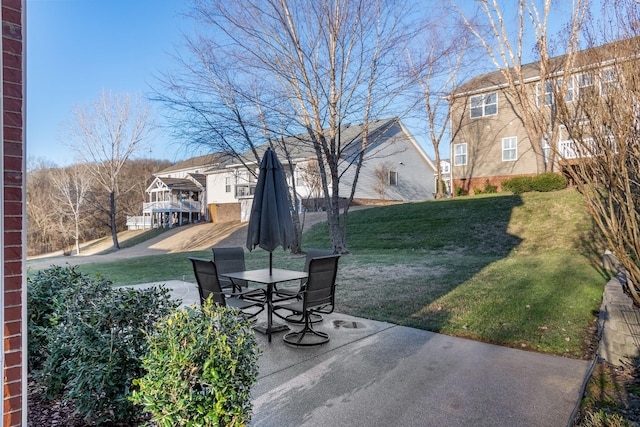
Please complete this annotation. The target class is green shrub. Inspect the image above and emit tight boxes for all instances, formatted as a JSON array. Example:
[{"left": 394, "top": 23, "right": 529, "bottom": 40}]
[
  {"left": 502, "top": 176, "right": 535, "bottom": 194},
  {"left": 454, "top": 186, "right": 468, "bottom": 196},
  {"left": 27, "top": 265, "right": 92, "bottom": 370},
  {"left": 532, "top": 172, "right": 568, "bottom": 192},
  {"left": 502, "top": 174, "right": 567, "bottom": 194},
  {"left": 131, "top": 300, "right": 261, "bottom": 427},
  {"left": 476, "top": 180, "right": 498, "bottom": 195},
  {"left": 36, "top": 269, "right": 178, "bottom": 424}
]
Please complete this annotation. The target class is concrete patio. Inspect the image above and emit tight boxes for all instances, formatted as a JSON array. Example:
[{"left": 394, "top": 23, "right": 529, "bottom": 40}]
[{"left": 129, "top": 280, "right": 592, "bottom": 427}]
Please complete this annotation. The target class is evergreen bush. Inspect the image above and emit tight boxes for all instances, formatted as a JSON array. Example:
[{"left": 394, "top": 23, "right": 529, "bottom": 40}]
[
  {"left": 475, "top": 180, "right": 498, "bottom": 195},
  {"left": 27, "top": 266, "right": 89, "bottom": 371},
  {"left": 131, "top": 300, "right": 261, "bottom": 427},
  {"left": 454, "top": 186, "right": 468, "bottom": 196},
  {"left": 532, "top": 172, "right": 568, "bottom": 192},
  {"left": 501, "top": 176, "right": 535, "bottom": 194},
  {"left": 31, "top": 266, "right": 178, "bottom": 424}
]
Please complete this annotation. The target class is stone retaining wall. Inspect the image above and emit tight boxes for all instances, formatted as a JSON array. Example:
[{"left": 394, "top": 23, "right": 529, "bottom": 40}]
[{"left": 598, "top": 273, "right": 640, "bottom": 366}]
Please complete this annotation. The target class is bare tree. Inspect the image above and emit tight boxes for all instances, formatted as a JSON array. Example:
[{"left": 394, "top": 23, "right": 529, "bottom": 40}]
[
  {"left": 26, "top": 159, "right": 59, "bottom": 255},
  {"left": 406, "top": 14, "right": 469, "bottom": 199},
  {"left": 372, "top": 162, "right": 393, "bottom": 200},
  {"left": 64, "top": 91, "right": 154, "bottom": 250},
  {"left": 453, "top": 0, "right": 587, "bottom": 173},
  {"left": 557, "top": 1, "right": 640, "bottom": 304},
  {"left": 51, "top": 164, "right": 93, "bottom": 255},
  {"left": 299, "top": 159, "right": 324, "bottom": 211},
  {"left": 161, "top": 0, "right": 417, "bottom": 253}
]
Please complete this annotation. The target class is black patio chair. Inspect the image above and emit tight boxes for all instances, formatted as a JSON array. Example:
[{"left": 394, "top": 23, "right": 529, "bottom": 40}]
[
  {"left": 189, "top": 257, "right": 265, "bottom": 318},
  {"left": 273, "top": 248, "right": 334, "bottom": 324},
  {"left": 211, "top": 246, "right": 249, "bottom": 294},
  {"left": 274, "top": 248, "right": 334, "bottom": 300},
  {"left": 273, "top": 254, "right": 340, "bottom": 346}
]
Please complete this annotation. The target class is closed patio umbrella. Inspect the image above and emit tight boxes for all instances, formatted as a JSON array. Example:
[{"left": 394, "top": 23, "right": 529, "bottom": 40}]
[{"left": 246, "top": 147, "right": 294, "bottom": 274}]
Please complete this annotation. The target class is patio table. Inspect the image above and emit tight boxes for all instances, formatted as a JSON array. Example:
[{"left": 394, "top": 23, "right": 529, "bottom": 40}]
[{"left": 221, "top": 268, "right": 308, "bottom": 342}]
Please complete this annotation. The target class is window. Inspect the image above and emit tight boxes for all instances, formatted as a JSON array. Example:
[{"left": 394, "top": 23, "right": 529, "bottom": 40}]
[
  {"left": 502, "top": 136, "right": 517, "bottom": 161},
  {"left": 536, "top": 81, "right": 553, "bottom": 106},
  {"left": 454, "top": 143, "right": 467, "bottom": 166},
  {"left": 470, "top": 92, "right": 497, "bottom": 118},
  {"left": 225, "top": 176, "right": 231, "bottom": 193},
  {"left": 578, "top": 71, "right": 595, "bottom": 99},
  {"left": 440, "top": 162, "right": 450, "bottom": 174},
  {"left": 537, "top": 78, "right": 574, "bottom": 106},
  {"left": 563, "top": 77, "right": 574, "bottom": 102},
  {"left": 542, "top": 139, "right": 551, "bottom": 164},
  {"left": 600, "top": 67, "right": 617, "bottom": 95},
  {"left": 389, "top": 171, "right": 398, "bottom": 186}
]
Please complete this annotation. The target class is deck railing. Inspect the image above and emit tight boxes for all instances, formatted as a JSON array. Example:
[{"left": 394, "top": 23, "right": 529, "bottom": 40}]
[
  {"left": 235, "top": 184, "right": 256, "bottom": 198},
  {"left": 143, "top": 201, "right": 201, "bottom": 213},
  {"left": 126, "top": 216, "right": 152, "bottom": 230}
]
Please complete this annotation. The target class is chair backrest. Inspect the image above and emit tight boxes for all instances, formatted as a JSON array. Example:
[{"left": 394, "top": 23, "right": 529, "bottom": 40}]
[
  {"left": 212, "top": 247, "right": 248, "bottom": 288},
  {"left": 303, "top": 254, "right": 340, "bottom": 311},
  {"left": 189, "top": 257, "right": 226, "bottom": 306},
  {"left": 303, "top": 248, "right": 335, "bottom": 273},
  {"left": 300, "top": 248, "right": 334, "bottom": 286}
]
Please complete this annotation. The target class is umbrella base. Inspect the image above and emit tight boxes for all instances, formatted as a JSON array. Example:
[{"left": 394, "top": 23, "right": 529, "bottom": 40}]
[{"left": 253, "top": 322, "right": 289, "bottom": 335}]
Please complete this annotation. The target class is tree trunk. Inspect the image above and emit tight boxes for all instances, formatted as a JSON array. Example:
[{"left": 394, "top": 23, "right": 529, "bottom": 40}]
[
  {"left": 327, "top": 175, "right": 347, "bottom": 253},
  {"left": 289, "top": 209, "right": 303, "bottom": 254},
  {"left": 110, "top": 191, "right": 120, "bottom": 250},
  {"left": 75, "top": 221, "right": 80, "bottom": 255}
]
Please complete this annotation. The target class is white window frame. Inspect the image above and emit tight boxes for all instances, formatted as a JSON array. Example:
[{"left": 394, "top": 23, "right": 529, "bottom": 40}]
[
  {"left": 600, "top": 66, "right": 617, "bottom": 95},
  {"left": 454, "top": 143, "right": 467, "bottom": 166},
  {"left": 225, "top": 176, "right": 231, "bottom": 193},
  {"left": 502, "top": 136, "right": 517, "bottom": 161},
  {"left": 537, "top": 78, "right": 575, "bottom": 106},
  {"left": 564, "top": 77, "right": 574, "bottom": 102},
  {"left": 578, "top": 71, "right": 595, "bottom": 99},
  {"left": 536, "top": 81, "right": 553, "bottom": 107},
  {"left": 542, "top": 139, "right": 551, "bottom": 164},
  {"left": 470, "top": 92, "right": 498, "bottom": 118},
  {"left": 389, "top": 171, "right": 398, "bottom": 186}
]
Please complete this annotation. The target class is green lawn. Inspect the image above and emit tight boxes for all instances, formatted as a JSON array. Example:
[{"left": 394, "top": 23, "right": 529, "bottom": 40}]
[{"left": 70, "top": 189, "right": 607, "bottom": 358}]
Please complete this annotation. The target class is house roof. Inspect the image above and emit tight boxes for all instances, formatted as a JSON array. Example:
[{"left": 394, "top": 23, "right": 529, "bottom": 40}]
[
  {"left": 189, "top": 173, "right": 206, "bottom": 187},
  {"left": 453, "top": 37, "right": 639, "bottom": 97},
  {"left": 156, "top": 152, "right": 230, "bottom": 175},
  {"left": 232, "top": 118, "right": 401, "bottom": 166},
  {"left": 147, "top": 174, "right": 205, "bottom": 193}
]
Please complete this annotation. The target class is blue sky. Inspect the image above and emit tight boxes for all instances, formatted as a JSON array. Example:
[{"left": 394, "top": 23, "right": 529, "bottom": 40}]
[
  {"left": 27, "top": 0, "right": 192, "bottom": 166},
  {"left": 27, "top": 0, "right": 597, "bottom": 168}
]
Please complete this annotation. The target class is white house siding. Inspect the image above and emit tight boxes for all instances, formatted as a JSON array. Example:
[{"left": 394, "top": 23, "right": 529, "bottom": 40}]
[
  {"left": 339, "top": 122, "right": 437, "bottom": 202},
  {"left": 207, "top": 170, "right": 239, "bottom": 204}
]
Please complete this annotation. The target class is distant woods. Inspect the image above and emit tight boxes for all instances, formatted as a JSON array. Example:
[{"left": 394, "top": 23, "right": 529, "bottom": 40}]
[{"left": 27, "top": 158, "right": 170, "bottom": 256}]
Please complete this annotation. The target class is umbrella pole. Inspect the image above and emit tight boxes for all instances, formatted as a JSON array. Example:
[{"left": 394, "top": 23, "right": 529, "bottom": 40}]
[{"left": 269, "top": 252, "right": 273, "bottom": 275}]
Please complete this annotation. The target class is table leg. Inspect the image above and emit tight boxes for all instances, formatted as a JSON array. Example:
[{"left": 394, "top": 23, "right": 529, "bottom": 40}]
[
  {"left": 267, "top": 283, "right": 273, "bottom": 342},
  {"left": 253, "top": 282, "right": 289, "bottom": 342}
]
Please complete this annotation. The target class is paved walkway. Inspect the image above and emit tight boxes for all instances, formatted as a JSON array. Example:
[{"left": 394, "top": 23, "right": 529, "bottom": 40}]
[{"left": 130, "top": 280, "right": 591, "bottom": 427}]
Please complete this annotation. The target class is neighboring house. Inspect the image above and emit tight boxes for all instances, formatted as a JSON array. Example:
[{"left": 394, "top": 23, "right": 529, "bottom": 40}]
[
  {"left": 437, "top": 159, "right": 452, "bottom": 196},
  {"left": 207, "top": 118, "right": 438, "bottom": 222},
  {"left": 449, "top": 38, "right": 632, "bottom": 194},
  {"left": 2, "top": 0, "right": 25, "bottom": 424},
  {"left": 128, "top": 153, "right": 229, "bottom": 229}
]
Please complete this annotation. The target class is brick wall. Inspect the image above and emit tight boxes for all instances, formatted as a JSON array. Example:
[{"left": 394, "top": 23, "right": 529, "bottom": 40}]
[
  {"left": 209, "top": 203, "right": 241, "bottom": 223},
  {"left": 452, "top": 174, "right": 537, "bottom": 196},
  {"left": 2, "top": 0, "right": 24, "bottom": 425}
]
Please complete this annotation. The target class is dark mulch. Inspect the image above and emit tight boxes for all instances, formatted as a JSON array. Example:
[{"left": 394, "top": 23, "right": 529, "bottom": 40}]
[
  {"left": 28, "top": 377, "right": 149, "bottom": 427},
  {"left": 572, "top": 359, "right": 640, "bottom": 425}
]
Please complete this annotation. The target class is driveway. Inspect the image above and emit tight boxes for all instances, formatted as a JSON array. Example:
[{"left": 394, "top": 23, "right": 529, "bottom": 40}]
[{"left": 27, "top": 211, "right": 330, "bottom": 271}]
